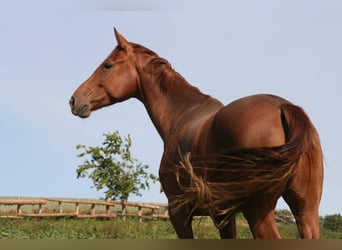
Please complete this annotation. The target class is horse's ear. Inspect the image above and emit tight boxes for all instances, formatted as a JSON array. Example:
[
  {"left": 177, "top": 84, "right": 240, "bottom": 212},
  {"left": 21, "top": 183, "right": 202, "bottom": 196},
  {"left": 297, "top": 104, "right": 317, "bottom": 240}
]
[{"left": 114, "top": 28, "right": 130, "bottom": 51}]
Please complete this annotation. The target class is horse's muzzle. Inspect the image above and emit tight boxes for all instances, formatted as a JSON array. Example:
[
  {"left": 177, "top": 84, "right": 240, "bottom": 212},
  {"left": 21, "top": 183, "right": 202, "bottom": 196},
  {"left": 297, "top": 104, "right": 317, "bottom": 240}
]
[{"left": 69, "top": 96, "right": 91, "bottom": 118}]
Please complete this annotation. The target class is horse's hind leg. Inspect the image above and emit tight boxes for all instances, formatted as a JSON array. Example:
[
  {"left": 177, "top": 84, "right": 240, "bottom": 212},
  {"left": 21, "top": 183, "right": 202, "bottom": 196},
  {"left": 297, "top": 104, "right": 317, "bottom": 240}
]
[
  {"left": 282, "top": 155, "right": 323, "bottom": 239},
  {"left": 283, "top": 189, "right": 320, "bottom": 239},
  {"left": 283, "top": 176, "right": 322, "bottom": 239},
  {"left": 283, "top": 164, "right": 323, "bottom": 239},
  {"left": 242, "top": 197, "right": 281, "bottom": 239}
]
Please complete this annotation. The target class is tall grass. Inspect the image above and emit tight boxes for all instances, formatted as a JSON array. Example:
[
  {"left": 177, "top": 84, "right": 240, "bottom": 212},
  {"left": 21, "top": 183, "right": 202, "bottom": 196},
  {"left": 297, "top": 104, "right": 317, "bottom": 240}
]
[
  {"left": 0, "top": 217, "right": 177, "bottom": 239},
  {"left": 0, "top": 197, "right": 341, "bottom": 239},
  {"left": 0, "top": 216, "right": 341, "bottom": 239}
]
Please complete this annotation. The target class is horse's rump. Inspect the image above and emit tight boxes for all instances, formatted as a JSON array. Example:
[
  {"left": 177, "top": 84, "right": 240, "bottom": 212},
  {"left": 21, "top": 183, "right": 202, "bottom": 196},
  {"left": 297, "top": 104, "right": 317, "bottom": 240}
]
[{"left": 173, "top": 103, "right": 322, "bottom": 228}]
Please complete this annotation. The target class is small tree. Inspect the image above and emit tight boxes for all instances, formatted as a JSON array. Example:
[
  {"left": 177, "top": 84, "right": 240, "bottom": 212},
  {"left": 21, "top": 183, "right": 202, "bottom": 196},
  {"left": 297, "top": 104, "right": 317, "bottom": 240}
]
[{"left": 76, "top": 131, "right": 158, "bottom": 201}]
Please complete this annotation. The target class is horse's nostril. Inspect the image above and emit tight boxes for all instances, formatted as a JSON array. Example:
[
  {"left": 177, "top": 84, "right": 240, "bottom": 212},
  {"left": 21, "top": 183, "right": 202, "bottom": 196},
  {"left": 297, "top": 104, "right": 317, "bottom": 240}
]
[{"left": 69, "top": 97, "right": 75, "bottom": 108}]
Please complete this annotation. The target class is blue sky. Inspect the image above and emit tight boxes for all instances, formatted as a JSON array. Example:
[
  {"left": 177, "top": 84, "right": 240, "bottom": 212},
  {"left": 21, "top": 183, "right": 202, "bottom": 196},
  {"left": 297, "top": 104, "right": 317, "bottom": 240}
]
[{"left": 0, "top": 0, "right": 341, "bottom": 216}]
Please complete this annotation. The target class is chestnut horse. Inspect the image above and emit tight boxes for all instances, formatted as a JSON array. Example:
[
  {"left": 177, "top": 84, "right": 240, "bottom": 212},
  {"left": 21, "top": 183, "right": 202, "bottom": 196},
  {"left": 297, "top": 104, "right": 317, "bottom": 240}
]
[{"left": 70, "top": 28, "right": 323, "bottom": 239}]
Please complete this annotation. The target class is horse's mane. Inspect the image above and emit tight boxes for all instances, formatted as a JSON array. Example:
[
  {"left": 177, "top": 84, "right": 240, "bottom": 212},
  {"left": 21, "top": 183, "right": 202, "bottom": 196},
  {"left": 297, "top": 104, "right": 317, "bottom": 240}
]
[{"left": 132, "top": 43, "right": 200, "bottom": 95}]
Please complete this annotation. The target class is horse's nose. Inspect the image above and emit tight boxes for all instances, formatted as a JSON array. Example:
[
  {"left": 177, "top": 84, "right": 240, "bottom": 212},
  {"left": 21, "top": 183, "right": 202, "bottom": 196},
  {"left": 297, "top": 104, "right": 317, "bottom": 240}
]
[{"left": 69, "top": 96, "right": 75, "bottom": 109}]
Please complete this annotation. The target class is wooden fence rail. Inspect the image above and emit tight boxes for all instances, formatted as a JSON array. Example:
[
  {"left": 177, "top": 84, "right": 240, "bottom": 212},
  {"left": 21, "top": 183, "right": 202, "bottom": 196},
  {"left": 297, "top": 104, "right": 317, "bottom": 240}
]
[
  {"left": 0, "top": 198, "right": 169, "bottom": 222},
  {"left": 0, "top": 198, "right": 294, "bottom": 225}
]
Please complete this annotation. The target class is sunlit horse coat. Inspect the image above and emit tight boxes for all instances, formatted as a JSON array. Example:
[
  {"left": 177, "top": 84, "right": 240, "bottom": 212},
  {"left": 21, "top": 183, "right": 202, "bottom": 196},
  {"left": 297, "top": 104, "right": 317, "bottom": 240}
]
[{"left": 70, "top": 29, "right": 323, "bottom": 239}]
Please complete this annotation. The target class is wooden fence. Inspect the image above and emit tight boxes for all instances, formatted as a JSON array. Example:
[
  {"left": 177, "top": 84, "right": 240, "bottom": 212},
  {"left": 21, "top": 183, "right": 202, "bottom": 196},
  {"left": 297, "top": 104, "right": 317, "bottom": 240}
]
[
  {"left": 0, "top": 198, "right": 169, "bottom": 222},
  {"left": 0, "top": 198, "right": 294, "bottom": 224}
]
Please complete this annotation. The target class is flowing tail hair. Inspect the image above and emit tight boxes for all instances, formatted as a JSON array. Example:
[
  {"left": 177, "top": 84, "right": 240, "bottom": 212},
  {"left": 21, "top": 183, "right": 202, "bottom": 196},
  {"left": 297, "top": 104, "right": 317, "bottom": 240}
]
[{"left": 173, "top": 103, "right": 322, "bottom": 228}]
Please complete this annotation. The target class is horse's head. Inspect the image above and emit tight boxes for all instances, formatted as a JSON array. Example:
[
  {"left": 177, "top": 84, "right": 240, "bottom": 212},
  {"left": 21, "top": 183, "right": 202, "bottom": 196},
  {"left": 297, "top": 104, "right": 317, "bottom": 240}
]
[{"left": 70, "top": 28, "right": 139, "bottom": 118}]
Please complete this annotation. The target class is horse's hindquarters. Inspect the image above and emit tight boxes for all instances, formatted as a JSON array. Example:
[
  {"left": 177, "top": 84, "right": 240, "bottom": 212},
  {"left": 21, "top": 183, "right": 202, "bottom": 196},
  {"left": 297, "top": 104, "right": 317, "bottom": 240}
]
[{"left": 212, "top": 94, "right": 289, "bottom": 149}]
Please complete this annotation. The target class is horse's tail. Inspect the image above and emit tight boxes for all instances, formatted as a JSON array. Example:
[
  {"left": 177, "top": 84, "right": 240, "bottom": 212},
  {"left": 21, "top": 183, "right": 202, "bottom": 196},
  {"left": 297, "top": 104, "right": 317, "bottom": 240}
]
[{"left": 173, "top": 103, "right": 322, "bottom": 228}]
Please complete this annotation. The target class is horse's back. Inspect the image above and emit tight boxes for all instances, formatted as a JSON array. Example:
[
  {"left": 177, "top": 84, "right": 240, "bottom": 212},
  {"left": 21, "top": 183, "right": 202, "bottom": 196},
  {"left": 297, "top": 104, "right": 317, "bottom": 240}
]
[{"left": 212, "top": 94, "right": 291, "bottom": 149}]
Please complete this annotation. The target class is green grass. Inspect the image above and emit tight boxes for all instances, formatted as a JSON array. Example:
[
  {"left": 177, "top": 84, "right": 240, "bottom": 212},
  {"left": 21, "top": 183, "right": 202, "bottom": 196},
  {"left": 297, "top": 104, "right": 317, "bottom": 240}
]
[
  {"left": 0, "top": 197, "right": 341, "bottom": 239},
  {"left": 0, "top": 217, "right": 176, "bottom": 239},
  {"left": 0, "top": 215, "right": 340, "bottom": 239}
]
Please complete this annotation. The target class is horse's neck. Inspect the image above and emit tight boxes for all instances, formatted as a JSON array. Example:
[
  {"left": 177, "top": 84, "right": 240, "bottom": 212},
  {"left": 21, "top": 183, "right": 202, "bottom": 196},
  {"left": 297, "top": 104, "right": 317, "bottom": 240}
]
[{"left": 137, "top": 66, "right": 223, "bottom": 142}]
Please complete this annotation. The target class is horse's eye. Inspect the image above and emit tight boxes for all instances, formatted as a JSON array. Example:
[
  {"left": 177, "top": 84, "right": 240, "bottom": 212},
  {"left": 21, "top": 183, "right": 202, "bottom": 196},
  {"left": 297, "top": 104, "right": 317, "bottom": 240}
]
[{"left": 103, "top": 62, "right": 113, "bottom": 69}]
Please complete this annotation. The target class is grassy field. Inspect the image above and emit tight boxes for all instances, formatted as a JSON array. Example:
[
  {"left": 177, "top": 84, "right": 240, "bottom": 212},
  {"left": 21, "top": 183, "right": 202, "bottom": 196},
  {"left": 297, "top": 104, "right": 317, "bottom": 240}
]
[
  {"left": 0, "top": 197, "right": 341, "bottom": 239},
  {"left": 0, "top": 216, "right": 253, "bottom": 239},
  {"left": 0, "top": 214, "right": 341, "bottom": 239}
]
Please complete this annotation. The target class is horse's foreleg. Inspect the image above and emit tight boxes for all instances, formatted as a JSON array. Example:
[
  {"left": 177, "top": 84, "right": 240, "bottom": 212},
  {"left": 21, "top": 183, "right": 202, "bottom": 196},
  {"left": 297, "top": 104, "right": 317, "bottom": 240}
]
[
  {"left": 212, "top": 214, "right": 237, "bottom": 239},
  {"left": 218, "top": 216, "right": 237, "bottom": 239},
  {"left": 168, "top": 208, "right": 194, "bottom": 239}
]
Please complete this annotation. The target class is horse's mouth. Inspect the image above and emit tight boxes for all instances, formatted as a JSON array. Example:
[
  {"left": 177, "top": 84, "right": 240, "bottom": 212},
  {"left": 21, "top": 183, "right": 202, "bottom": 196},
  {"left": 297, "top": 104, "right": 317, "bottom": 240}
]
[{"left": 72, "top": 104, "right": 91, "bottom": 118}]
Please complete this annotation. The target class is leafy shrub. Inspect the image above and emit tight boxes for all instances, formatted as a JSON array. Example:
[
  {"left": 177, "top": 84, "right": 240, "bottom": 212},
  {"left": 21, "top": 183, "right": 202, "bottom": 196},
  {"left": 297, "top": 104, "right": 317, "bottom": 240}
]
[
  {"left": 76, "top": 131, "right": 158, "bottom": 201},
  {"left": 322, "top": 214, "right": 342, "bottom": 232}
]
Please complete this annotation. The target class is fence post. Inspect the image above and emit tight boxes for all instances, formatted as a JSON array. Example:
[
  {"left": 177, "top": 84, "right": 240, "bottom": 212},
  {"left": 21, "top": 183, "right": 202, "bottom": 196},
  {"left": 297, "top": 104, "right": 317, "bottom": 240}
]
[
  {"left": 58, "top": 201, "right": 63, "bottom": 214},
  {"left": 91, "top": 203, "right": 96, "bottom": 216},
  {"left": 75, "top": 202, "right": 80, "bottom": 215},
  {"left": 38, "top": 204, "right": 43, "bottom": 214},
  {"left": 151, "top": 208, "right": 155, "bottom": 218},
  {"left": 106, "top": 205, "right": 110, "bottom": 215},
  {"left": 138, "top": 206, "right": 142, "bottom": 223},
  {"left": 17, "top": 204, "right": 22, "bottom": 215},
  {"left": 121, "top": 200, "right": 126, "bottom": 220}
]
